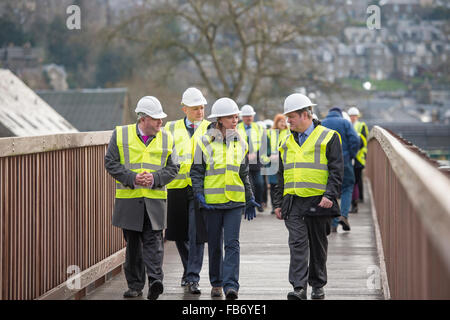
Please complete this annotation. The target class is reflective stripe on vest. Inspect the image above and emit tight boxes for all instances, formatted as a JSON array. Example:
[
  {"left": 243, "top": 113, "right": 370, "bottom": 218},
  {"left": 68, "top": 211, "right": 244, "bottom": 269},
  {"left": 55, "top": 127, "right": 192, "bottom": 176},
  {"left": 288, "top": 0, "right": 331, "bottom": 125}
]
[
  {"left": 279, "top": 125, "right": 336, "bottom": 197},
  {"left": 269, "top": 128, "right": 288, "bottom": 155},
  {"left": 197, "top": 134, "right": 248, "bottom": 204},
  {"left": 115, "top": 124, "right": 173, "bottom": 199},
  {"left": 165, "top": 119, "right": 210, "bottom": 189},
  {"left": 237, "top": 122, "right": 264, "bottom": 153}
]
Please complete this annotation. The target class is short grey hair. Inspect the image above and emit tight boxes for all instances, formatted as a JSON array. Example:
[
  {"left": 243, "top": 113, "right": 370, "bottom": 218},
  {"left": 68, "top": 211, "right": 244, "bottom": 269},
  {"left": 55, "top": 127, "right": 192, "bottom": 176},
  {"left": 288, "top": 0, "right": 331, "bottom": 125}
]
[
  {"left": 137, "top": 112, "right": 149, "bottom": 121},
  {"left": 296, "top": 106, "right": 313, "bottom": 119}
]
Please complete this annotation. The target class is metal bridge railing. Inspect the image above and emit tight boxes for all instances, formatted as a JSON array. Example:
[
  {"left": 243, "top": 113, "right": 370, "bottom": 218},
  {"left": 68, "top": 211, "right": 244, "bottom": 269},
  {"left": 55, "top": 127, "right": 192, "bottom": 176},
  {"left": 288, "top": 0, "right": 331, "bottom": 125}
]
[
  {"left": 367, "top": 126, "right": 450, "bottom": 299},
  {"left": 0, "top": 131, "right": 125, "bottom": 300}
]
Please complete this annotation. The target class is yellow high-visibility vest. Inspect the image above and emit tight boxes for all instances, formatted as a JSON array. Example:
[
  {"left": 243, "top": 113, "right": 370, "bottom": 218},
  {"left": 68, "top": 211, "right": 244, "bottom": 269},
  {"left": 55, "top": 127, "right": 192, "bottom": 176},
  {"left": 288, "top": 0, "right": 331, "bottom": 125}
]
[
  {"left": 279, "top": 125, "right": 336, "bottom": 197},
  {"left": 164, "top": 119, "right": 210, "bottom": 189},
  {"left": 195, "top": 134, "right": 248, "bottom": 204},
  {"left": 115, "top": 124, "right": 173, "bottom": 199},
  {"left": 354, "top": 121, "right": 368, "bottom": 166},
  {"left": 237, "top": 122, "right": 264, "bottom": 153},
  {"left": 269, "top": 128, "right": 289, "bottom": 155}
]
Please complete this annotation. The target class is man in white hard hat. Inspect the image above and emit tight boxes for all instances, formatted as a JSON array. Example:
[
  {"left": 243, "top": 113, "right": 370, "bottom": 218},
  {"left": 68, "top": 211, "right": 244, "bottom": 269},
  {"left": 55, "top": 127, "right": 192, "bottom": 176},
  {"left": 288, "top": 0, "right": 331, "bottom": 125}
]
[
  {"left": 273, "top": 93, "right": 344, "bottom": 300},
  {"left": 237, "top": 104, "right": 268, "bottom": 212},
  {"left": 105, "top": 96, "right": 179, "bottom": 300},
  {"left": 347, "top": 106, "right": 369, "bottom": 213},
  {"left": 164, "top": 87, "right": 210, "bottom": 295}
]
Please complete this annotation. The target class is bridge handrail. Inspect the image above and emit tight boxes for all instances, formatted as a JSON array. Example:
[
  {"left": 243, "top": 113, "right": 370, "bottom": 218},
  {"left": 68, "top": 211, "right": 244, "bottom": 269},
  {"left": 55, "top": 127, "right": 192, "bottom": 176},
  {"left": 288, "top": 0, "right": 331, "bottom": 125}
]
[
  {"left": 367, "top": 126, "right": 450, "bottom": 299},
  {"left": 0, "top": 131, "right": 112, "bottom": 157},
  {"left": 0, "top": 131, "right": 124, "bottom": 300}
]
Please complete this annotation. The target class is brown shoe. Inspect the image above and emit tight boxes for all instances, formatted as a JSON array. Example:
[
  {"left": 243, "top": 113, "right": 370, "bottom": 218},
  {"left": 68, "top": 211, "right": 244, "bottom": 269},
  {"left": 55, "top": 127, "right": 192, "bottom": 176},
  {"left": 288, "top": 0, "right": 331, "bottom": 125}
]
[{"left": 211, "top": 287, "right": 223, "bottom": 297}]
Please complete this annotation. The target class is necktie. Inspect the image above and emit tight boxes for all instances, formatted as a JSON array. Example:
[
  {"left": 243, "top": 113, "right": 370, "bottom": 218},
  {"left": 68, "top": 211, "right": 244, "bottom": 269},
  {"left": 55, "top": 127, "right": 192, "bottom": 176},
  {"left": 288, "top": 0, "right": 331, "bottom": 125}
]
[
  {"left": 190, "top": 124, "right": 196, "bottom": 129},
  {"left": 142, "top": 135, "right": 149, "bottom": 143}
]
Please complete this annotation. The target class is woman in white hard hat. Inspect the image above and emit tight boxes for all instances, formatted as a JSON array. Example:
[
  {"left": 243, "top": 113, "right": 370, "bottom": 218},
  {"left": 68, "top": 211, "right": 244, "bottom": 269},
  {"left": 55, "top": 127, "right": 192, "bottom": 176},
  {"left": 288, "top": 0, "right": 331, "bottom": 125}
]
[{"left": 190, "top": 97, "right": 260, "bottom": 300}]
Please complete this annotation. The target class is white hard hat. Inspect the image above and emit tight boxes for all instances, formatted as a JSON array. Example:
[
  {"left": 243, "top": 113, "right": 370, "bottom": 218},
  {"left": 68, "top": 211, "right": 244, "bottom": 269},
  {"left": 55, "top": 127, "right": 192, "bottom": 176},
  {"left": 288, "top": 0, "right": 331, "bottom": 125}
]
[
  {"left": 283, "top": 93, "right": 317, "bottom": 114},
  {"left": 348, "top": 107, "right": 360, "bottom": 116},
  {"left": 264, "top": 119, "right": 274, "bottom": 128},
  {"left": 240, "top": 104, "right": 256, "bottom": 116},
  {"left": 135, "top": 96, "right": 167, "bottom": 119},
  {"left": 208, "top": 97, "right": 241, "bottom": 119},
  {"left": 342, "top": 111, "right": 351, "bottom": 122},
  {"left": 181, "top": 87, "right": 207, "bottom": 107}
]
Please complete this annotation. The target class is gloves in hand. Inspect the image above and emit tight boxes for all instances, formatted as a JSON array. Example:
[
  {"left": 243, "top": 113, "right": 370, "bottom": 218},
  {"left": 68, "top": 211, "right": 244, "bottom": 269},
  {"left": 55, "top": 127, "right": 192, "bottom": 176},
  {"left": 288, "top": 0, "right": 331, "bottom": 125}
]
[
  {"left": 244, "top": 197, "right": 260, "bottom": 221},
  {"left": 244, "top": 206, "right": 256, "bottom": 221},
  {"left": 195, "top": 193, "right": 214, "bottom": 211}
]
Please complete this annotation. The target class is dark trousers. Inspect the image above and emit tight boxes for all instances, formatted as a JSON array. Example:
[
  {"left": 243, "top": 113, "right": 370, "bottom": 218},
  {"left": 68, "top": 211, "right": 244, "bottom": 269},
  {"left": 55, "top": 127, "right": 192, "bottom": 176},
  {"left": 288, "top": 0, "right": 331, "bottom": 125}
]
[
  {"left": 354, "top": 166, "right": 364, "bottom": 201},
  {"left": 249, "top": 170, "right": 264, "bottom": 204},
  {"left": 122, "top": 213, "right": 164, "bottom": 291},
  {"left": 206, "top": 207, "right": 243, "bottom": 292},
  {"left": 262, "top": 175, "right": 268, "bottom": 204},
  {"left": 175, "top": 200, "right": 205, "bottom": 283},
  {"left": 284, "top": 201, "right": 331, "bottom": 289},
  {"left": 269, "top": 183, "right": 277, "bottom": 210}
]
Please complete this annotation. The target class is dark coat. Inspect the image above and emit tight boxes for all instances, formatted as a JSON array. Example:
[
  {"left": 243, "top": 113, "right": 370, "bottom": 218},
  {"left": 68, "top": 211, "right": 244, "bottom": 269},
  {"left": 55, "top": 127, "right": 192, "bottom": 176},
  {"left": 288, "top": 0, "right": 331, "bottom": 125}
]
[
  {"left": 273, "top": 119, "right": 344, "bottom": 218},
  {"left": 104, "top": 125, "right": 179, "bottom": 231},
  {"left": 190, "top": 122, "right": 255, "bottom": 243}
]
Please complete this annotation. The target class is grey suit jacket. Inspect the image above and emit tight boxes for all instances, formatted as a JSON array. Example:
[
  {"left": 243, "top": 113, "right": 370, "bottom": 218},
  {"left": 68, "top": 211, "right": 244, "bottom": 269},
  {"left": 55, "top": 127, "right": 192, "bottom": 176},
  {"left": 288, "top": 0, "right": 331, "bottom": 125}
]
[{"left": 104, "top": 125, "right": 179, "bottom": 232}]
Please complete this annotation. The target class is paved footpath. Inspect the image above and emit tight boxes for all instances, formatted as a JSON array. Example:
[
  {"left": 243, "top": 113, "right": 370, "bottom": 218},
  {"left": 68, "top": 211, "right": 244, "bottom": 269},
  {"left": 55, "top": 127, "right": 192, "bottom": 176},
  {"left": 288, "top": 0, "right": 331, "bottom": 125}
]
[{"left": 84, "top": 184, "right": 383, "bottom": 300}]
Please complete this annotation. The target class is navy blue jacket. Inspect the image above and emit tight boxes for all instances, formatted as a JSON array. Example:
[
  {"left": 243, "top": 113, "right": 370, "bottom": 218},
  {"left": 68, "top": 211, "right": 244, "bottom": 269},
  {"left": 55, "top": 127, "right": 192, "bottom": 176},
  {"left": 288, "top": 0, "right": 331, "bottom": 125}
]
[{"left": 321, "top": 111, "right": 360, "bottom": 162}]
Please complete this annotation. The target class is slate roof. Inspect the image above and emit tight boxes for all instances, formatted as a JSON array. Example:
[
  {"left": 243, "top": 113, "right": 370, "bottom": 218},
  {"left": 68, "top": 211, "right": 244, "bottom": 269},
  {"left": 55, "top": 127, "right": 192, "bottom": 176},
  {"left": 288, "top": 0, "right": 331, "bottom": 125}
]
[
  {"left": 37, "top": 88, "right": 127, "bottom": 132},
  {"left": 0, "top": 69, "right": 78, "bottom": 137}
]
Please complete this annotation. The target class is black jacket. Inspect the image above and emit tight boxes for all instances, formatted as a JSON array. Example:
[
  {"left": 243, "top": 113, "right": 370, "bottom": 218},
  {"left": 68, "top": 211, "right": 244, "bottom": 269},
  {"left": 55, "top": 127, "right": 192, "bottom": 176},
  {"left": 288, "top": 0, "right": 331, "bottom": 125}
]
[{"left": 272, "top": 119, "right": 344, "bottom": 218}]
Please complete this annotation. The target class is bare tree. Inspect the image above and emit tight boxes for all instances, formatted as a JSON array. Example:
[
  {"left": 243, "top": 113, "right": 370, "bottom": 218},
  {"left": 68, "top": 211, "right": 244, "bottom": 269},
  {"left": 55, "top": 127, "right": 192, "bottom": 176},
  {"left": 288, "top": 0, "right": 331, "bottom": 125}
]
[{"left": 107, "top": 0, "right": 344, "bottom": 111}]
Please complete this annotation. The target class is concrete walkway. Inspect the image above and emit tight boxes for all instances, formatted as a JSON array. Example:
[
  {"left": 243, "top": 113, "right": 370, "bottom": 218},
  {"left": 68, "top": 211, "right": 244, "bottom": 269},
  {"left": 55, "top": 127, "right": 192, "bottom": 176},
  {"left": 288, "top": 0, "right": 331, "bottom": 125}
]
[{"left": 84, "top": 184, "right": 383, "bottom": 300}]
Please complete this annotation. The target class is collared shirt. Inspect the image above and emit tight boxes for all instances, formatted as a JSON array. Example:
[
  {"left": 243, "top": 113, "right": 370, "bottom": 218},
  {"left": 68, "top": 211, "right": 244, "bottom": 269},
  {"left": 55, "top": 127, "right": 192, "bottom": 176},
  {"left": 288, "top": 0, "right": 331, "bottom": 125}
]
[
  {"left": 295, "top": 122, "right": 315, "bottom": 147},
  {"left": 185, "top": 118, "right": 201, "bottom": 137},
  {"left": 136, "top": 124, "right": 155, "bottom": 187}
]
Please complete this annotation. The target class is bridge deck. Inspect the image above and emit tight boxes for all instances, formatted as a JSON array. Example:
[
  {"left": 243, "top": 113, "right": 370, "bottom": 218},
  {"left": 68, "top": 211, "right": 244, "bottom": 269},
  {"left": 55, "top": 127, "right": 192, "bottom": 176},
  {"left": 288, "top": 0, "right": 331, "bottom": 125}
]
[{"left": 84, "top": 183, "right": 383, "bottom": 300}]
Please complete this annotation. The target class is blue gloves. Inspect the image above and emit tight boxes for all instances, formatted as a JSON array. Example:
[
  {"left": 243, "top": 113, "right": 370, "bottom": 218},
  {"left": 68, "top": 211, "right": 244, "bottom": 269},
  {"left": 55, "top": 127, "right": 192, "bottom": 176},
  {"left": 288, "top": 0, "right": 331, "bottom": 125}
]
[
  {"left": 244, "top": 198, "right": 261, "bottom": 221},
  {"left": 195, "top": 193, "right": 214, "bottom": 210}
]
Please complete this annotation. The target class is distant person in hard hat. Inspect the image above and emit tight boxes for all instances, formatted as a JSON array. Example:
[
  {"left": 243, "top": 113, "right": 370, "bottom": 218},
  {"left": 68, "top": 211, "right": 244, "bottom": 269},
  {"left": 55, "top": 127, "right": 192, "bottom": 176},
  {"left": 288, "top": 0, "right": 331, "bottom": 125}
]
[
  {"left": 261, "top": 119, "right": 273, "bottom": 212},
  {"left": 347, "top": 106, "right": 369, "bottom": 213},
  {"left": 104, "top": 96, "right": 179, "bottom": 300},
  {"left": 321, "top": 107, "right": 360, "bottom": 232},
  {"left": 237, "top": 104, "right": 269, "bottom": 212},
  {"left": 190, "top": 97, "right": 260, "bottom": 300},
  {"left": 164, "top": 88, "right": 210, "bottom": 295},
  {"left": 273, "top": 93, "right": 343, "bottom": 300},
  {"left": 267, "top": 113, "right": 289, "bottom": 214}
]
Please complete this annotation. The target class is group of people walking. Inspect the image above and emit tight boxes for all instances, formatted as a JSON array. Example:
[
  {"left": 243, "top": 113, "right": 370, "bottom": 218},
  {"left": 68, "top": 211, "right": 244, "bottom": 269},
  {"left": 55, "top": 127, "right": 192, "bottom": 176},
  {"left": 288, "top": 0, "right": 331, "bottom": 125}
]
[{"left": 104, "top": 87, "right": 368, "bottom": 301}]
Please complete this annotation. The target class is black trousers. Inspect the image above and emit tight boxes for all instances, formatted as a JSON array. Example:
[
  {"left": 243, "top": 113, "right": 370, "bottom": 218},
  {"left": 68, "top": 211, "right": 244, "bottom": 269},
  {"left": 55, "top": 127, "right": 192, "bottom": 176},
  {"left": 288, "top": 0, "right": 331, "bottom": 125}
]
[
  {"left": 249, "top": 170, "right": 264, "bottom": 204},
  {"left": 284, "top": 203, "right": 331, "bottom": 290},
  {"left": 122, "top": 213, "right": 164, "bottom": 291},
  {"left": 354, "top": 166, "right": 364, "bottom": 201}
]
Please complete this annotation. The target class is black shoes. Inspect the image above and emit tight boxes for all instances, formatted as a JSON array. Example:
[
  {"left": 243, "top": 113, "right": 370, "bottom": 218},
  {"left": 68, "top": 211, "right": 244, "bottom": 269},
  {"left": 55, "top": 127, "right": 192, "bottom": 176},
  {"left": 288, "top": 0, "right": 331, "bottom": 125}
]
[
  {"left": 311, "top": 287, "right": 325, "bottom": 300},
  {"left": 123, "top": 289, "right": 142, "bottom": 298},
  {"left": 180, "top": 279, "right": 188, "bottom": 287},
  {"left": 225, "top": 288, "right": 239, "bottom": 300},
  {"left": 338, "top": 216, "right": 351, "bottom": 231},
  {"left": 257, "top": 206, "right": 264, "bottom": 212},
  {"left": 147, "top": 280, "right": 164, "bottom": 300},
  {"left": 188, "top": 282, "right": 201, "bottom": 294},
  {"left": 287, "top": 288, "right": 307, "bottom": 300}
]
